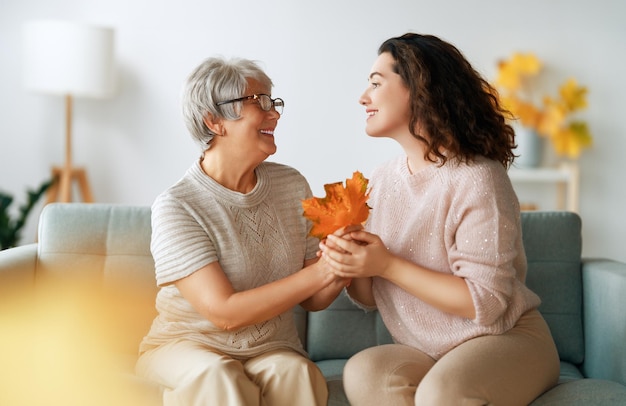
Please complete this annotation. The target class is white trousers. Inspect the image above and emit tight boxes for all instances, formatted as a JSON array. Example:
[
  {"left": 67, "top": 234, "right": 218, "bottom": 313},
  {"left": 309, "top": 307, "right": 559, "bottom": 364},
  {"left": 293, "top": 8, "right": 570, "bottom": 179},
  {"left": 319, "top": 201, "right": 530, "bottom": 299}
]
[{"left": 136, "top": 340, "right": 328, "bottom": 406}]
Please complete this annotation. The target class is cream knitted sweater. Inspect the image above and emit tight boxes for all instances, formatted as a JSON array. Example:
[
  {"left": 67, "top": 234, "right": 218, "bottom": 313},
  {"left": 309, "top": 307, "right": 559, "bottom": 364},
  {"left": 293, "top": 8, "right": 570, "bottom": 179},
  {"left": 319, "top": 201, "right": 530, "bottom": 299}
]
[
  {"left": 139, "top": 160, "right": 318, "bottom": 359},
  {"left": 355, "top": 155, "right": 541, "bottom": 360}
]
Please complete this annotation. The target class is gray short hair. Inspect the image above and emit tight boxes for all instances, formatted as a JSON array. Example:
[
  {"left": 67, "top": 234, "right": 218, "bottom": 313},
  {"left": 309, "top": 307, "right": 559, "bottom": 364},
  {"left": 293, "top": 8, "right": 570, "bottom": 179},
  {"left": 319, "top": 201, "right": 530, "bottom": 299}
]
[{"left": 182, "top": 57, "right": 273, "bottom": 151}]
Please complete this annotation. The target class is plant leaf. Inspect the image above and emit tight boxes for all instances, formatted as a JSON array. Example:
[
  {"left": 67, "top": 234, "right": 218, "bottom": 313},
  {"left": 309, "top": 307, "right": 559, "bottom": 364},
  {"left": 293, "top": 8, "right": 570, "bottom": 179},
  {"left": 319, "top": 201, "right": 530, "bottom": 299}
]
[
  {"left": 559, "top": 78, "right": 588, "bottom": 112},
  {"left": 301, "top": 171, "right": 371, "bottom": 240}
]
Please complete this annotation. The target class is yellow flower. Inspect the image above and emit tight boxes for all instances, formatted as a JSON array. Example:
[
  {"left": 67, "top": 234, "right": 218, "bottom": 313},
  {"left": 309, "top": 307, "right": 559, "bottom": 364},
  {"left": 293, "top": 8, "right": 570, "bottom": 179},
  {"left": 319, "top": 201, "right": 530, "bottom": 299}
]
[
  {"left": 494, "top": 52, "right": 593, "bottom": 158},
  {"left": 559, "top": 78, "right": 588, "bottom": 111},
  {"left": 550, "top": 123, "right": 593, "bottom": 158},
  {"left": 537, "top": 98, "right": 566, "bottom": 137},
  {"left": 496, "top": 53, "right": 542, "bottom": 92}
]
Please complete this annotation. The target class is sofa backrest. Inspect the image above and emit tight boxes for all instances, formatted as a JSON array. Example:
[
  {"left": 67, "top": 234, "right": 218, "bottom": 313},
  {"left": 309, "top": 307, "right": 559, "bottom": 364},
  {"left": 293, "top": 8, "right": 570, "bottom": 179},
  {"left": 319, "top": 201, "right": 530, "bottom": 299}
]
[
  {"left": 35, "top": 203, "right": 158, "bottom": 357},
  {"left": 34, "top": 204, "right": 584, "bottom": 365},
  {"left": 304, "top": 211, "right": 584, "bottom": 365},
  {"left": 37, "top": 203, "right": 154, "bottom": 287},
  {"left": 521, "top": 211, "right": 584, "bottom": 364},
  {"left": 304, "top": 292, "right": 393, "bottom": 362}
]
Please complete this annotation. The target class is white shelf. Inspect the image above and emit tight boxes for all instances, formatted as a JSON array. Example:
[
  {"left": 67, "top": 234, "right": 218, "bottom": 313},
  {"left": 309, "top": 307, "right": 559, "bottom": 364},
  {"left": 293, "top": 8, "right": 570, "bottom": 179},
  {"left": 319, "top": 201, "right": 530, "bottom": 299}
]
[
  {"left": 508, "top": 162, "right": 579, "bottom": 212},
  {"left": 509, "top": 167, "right": 570, "bottom": 182}
]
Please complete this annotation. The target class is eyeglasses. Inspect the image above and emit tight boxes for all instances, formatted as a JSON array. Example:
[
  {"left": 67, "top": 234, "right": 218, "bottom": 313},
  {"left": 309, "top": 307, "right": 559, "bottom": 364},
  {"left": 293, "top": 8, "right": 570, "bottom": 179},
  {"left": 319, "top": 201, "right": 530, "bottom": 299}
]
[{"left": 217, "top": 93, "right": 284, "bottom": 115}]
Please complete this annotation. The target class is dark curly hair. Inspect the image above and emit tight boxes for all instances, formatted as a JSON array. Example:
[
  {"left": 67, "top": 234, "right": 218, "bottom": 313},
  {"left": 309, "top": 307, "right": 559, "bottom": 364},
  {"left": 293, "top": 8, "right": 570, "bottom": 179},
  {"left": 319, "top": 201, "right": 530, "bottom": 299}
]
[{"left": 379, "top": 33, "right": 515, "bottom": 168}]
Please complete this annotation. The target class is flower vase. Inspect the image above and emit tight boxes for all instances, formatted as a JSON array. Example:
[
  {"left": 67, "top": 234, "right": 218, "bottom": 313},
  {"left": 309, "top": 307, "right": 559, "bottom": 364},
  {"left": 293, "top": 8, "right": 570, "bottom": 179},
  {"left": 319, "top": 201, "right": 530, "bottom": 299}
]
[{"left": 513, "top": 125, "right": 543, "bottom": 168}]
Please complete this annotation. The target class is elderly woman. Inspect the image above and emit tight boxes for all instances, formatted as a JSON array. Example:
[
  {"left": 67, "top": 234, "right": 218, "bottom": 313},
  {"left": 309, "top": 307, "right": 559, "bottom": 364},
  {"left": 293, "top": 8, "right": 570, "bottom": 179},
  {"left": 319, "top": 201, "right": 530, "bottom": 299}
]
[{"left": 136, "top": 57, "right": 345, "bottom": 405}]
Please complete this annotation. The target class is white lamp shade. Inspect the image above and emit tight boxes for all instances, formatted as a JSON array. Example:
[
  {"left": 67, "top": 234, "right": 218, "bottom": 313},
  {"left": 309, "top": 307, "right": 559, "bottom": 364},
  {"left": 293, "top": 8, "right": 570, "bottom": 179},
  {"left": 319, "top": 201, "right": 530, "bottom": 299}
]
[{"left": 23, "top": 20, "right": 115, "bottom": 98}]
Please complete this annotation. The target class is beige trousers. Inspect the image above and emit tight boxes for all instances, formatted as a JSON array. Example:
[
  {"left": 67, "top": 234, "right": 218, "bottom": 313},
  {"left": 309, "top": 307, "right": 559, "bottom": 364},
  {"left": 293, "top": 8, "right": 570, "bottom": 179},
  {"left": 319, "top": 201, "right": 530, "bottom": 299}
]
[
  {"left": 343, "top": 310, "right": 560, "bottom": 406},
  {"left": 136, "top": 340, "right": 328, "bottom": 406}
]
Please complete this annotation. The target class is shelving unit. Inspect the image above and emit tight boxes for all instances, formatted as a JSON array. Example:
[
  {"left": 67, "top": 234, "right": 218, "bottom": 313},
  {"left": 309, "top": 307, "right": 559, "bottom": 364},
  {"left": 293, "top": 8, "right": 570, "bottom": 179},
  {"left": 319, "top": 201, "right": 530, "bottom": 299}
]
[{"left": 508, "top": 161, "right": 579, "bottom": 212}]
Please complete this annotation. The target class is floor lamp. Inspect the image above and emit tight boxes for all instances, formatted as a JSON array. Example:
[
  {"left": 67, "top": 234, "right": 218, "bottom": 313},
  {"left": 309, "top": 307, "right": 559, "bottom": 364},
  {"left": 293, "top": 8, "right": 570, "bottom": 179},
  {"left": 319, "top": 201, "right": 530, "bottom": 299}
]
[{"left": 23, "top": 21, "right": 115, "bottom": 203}]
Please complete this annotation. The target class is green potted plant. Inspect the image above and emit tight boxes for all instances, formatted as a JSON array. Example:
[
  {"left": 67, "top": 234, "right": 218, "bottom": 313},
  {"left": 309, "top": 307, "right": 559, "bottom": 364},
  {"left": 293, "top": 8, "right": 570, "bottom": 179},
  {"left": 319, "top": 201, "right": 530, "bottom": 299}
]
[{"left": 0, "top": 179, "right": 53, "bottom": 250}]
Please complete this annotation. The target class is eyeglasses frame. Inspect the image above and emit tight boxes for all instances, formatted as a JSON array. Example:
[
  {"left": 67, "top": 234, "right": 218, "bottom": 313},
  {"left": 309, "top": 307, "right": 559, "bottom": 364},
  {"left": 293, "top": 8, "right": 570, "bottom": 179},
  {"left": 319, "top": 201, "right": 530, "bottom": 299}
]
[{"left": 216, "top": 93, "right": 284, "bottom": 114}]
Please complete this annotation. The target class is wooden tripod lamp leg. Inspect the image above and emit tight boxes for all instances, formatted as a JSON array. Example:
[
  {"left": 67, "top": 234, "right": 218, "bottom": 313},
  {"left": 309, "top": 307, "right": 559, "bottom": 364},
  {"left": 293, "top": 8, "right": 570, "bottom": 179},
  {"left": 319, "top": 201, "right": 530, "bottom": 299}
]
[
  {"left": 59, "top": 167, "right": 73, "bottom": 202},
  {"left": 75, "top": 168, "right": 94, "bottom": 202},
  {"left": 45, "top": 167, "right": 95, "bottom": 203},
  {"left": 45, "top": 167, "right": 61, "bottom": 205},
  {"left": 45, "top": 94, "right": 95, "bottom": 204}
]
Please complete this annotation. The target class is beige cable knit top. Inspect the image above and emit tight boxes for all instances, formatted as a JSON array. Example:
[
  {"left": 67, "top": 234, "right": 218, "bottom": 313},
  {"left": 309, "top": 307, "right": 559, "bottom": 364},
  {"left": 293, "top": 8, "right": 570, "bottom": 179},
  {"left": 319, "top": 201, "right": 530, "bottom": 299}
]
[
  {"left": 352, "top": 155, "right": 541, "bottom": 360},
  {"left": 139, "top": 161, "right": 318, "bottom": 359}
]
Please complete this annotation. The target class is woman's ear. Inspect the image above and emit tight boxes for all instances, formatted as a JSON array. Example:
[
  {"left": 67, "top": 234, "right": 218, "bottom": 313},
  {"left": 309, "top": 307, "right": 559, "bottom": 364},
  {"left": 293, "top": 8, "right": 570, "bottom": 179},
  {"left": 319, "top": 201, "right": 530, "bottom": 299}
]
[{"left": 203, "top": 114, "right": 224, "bottom": 136}]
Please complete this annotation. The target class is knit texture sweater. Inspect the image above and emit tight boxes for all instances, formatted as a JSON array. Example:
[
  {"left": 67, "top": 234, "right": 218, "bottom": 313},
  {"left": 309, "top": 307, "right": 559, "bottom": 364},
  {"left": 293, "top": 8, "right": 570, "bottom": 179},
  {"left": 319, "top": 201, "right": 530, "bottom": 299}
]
[
  {"left": 139, "top": 160, "right": 318, "bottom": 359},
  {"left": 354, "top": 155, "right": 541, "bottom": 360}
]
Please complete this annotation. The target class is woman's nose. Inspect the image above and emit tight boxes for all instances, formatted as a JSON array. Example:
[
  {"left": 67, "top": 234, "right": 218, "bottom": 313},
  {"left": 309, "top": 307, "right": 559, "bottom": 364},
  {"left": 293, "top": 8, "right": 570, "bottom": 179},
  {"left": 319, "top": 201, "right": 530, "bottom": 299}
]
[
  {"left": 268, "top": 108, "right": 280, "bottom": 119},
  {"left": 359, "top": 92, "right": 369, "bottom": 105}
]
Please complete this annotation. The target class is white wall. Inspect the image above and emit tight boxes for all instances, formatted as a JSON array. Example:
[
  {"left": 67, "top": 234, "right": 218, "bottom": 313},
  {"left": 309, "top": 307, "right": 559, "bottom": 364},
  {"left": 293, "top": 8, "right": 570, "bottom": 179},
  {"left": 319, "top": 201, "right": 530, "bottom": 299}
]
[{"left": 1, "top": 0, "right": 625, "bottom": 262}]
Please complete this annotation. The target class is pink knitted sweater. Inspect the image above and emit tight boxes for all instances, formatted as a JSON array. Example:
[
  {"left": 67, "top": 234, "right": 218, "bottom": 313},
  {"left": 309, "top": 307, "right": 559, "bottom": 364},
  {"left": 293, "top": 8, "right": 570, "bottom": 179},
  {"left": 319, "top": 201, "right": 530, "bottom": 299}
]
[{"left": 355, "top": 155, "right": 541, "bottom": 360}]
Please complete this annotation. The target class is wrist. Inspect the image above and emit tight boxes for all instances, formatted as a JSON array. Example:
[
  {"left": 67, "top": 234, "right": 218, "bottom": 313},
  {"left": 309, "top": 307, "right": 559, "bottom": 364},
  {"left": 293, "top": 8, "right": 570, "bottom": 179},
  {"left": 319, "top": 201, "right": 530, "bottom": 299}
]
[
  {"left": 379, "top": 254, "right": 400, "bottom": 280},
  {"left": 309, "top": 259, "right": 336, "bottom": 287}
]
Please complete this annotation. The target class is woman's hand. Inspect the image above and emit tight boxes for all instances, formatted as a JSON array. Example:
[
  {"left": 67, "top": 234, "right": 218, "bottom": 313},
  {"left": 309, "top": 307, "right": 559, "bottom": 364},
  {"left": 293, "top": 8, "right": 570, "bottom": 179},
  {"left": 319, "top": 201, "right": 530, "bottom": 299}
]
[
  {"left": 316, "top": 224, "right": 362, "bottom": 257},
  {"left": 299, "top": 256, "right": 351, "bottom": 311},
  {"left": 321, "top": 227, "right": 477, "bottom": 319},
  {"left": 320, "top": 229, "right": 394, "bottom": 279}
]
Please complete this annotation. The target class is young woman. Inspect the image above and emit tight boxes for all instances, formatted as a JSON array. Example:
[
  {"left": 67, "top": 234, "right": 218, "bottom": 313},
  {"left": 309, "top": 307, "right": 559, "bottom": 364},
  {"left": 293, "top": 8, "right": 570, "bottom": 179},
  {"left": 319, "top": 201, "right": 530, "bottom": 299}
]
[
  {"left": 136, "top": 57, "right": 346, "bottom": 405},
  {"left": 320, "top": 33, "right": 560, "bottom": 405}
]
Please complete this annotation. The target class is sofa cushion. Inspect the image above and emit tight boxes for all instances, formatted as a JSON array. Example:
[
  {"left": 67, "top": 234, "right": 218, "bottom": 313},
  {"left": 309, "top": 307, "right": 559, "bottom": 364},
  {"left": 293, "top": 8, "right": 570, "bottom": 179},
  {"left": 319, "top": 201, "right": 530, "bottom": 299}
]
[
  {"left": 306, "top": 292, "right": 392, "bottom": 362},
  {"left": 529, "top": 379, "right": 626, "bottom": 405},
  {"left": 558, "top": 361, "right": 584, "bottom": 384},
  {"left": 325, "top": 374, "right": 351, "bottom": 406},
  {"left": 521, "top": 211, "right": 584, "bottom": 365},
  {"left": 315, "top": 359, "right": 347, "bottom": 380}
]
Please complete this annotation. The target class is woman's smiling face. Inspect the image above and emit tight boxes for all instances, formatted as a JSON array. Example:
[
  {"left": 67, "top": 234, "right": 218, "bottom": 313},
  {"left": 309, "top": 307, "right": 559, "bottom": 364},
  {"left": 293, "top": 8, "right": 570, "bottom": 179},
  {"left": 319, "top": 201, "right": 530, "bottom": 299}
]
[
  {"left": 359, "top": 52, "right": 411, "bottom": 139},
  {"left": 221, "top": 78, "right": 281, "bottom": 160}
]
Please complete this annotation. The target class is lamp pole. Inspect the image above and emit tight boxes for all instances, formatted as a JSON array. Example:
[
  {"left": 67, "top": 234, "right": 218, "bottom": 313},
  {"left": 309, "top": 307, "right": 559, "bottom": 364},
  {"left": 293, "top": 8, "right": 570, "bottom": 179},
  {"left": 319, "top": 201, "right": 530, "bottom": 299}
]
[
  {"left": 65, "top": 94, "right": 72, "bottom": 171},
  {"left": 45, "top": 94, "right": 94, "bottom": 204}
]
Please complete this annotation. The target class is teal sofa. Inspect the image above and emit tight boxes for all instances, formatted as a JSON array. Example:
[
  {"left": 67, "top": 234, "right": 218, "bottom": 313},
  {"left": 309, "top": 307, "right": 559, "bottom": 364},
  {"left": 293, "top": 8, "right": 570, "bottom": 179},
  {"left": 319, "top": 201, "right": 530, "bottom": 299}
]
[{"left": 1, "top": 203, "right": 625, "bottom": 405}]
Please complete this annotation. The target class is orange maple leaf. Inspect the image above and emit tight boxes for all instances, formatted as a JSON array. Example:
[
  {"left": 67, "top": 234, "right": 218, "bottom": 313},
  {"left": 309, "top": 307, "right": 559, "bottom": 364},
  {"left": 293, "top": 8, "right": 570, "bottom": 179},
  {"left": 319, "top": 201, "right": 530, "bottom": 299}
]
[{"left": 301, "top": 171, "right": 371, "bottom": 240}]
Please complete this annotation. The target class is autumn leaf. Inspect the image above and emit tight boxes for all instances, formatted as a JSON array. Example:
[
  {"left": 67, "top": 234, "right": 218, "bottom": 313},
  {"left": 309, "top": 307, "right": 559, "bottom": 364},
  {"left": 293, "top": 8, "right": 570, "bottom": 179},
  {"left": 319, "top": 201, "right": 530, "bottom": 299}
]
[{"left": 302, "top": 171, "right": 371, "bottom": 240}]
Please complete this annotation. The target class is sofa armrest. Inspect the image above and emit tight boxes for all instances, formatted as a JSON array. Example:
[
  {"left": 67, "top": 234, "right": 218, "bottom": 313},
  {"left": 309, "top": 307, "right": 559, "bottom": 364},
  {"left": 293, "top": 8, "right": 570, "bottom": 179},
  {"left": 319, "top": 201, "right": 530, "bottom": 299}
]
[
  {"left": 0, "top": 243, "right": 37, "bottom": 297},
  {"left": 580, "top": 258, "right": 626, "bottom": 385}
]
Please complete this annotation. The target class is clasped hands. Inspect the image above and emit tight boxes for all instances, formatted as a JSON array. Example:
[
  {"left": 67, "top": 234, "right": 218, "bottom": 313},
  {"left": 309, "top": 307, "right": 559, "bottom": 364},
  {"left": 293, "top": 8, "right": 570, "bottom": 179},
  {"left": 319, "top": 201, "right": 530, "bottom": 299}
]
[{"left": 318, "top": 225, "right": 393, "bottom": 279}]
